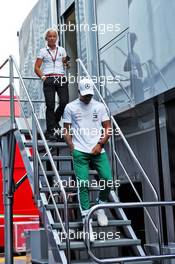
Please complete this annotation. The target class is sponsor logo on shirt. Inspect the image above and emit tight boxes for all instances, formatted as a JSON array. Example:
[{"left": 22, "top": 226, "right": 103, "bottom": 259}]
[
  {"left": 93, "top": 110, "right": 98, "bottom": 121},
  {"left": 75, "top": 110, "right": 82, "bottom": 121}
]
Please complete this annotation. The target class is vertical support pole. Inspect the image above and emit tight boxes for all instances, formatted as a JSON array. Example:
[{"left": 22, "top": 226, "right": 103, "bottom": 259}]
[
  {"left": 1, "top": 133, "right": 15, "bottom": 264},
  {"left": 32, "top": 113, "right": 39, "bottom": 201},
  {"left": 9, "top": 57, "right": 15, "bottom": 127},
  {"left": 110, "top": 121, "right": 118, "bottom": 192}
]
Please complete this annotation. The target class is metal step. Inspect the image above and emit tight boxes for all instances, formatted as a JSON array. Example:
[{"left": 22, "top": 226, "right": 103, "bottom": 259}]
[
  {"left": 41, "top": 185, "right": 114, "bottom": 192},
  {"left": 124, "top": 260, "right": 153, "bottom": 264},
  {"left": 31, "top": 259, "right": 48, "bottom": 264},
  {"left": 46, "top": 203, "right": 94, "bottom": 210},
  {"left": 30, "top": 156, "right": 72, "bottom": 161},
  {"left": 60, "top": 238, "right": 141, "bottom": 250},
  {"left": 39, "top": 170, "right": 97, "bottom": 176},
  {"left": 72, "top": 261, "right": 153, "bottom": 264},
  {"left": 71, "top": 260, "right": 97, "bottom": 264},
  {"left": 52, "top": 219, "right": 131, "bottom": 229},
  {"left": 24, "top": 140, "right": 67, "bottom": 148}
]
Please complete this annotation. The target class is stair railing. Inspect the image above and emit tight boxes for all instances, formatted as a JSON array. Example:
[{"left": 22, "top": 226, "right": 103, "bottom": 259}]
[
  {"left": 0, "top": 56, "right": 71, "bottom": 264},
  {"left": 100, "top": 59, "right": 133, "bottom": 103},
  {"left": 85, "top": 201, "right": 175, "bottom": 263},
  {"left": 76, "top": 58, "right": 162, "bottom": 258}
]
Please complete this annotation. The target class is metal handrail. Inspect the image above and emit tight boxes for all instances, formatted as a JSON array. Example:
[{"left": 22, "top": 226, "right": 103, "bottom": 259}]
[
  {"left": 0, "top": 98, "right": 46, "bottom": 103},
  {"left": 149, "top": 59, "right": 169, "bottom": 90},
  {"left": 12, "top": 84, "right": 66, "bottom": 232},
  {"left": 76, "top": 58, "right": 162, "bottom": 257},
  {"left": 0, "top": 75, "right": 40, "bottom": 80},
  {"left": 0, "top": 84, "right": 10, "bottom": 95},
  {"left": 100, "top": 59, "right": 133, "bottom": 102},
  {"left": 76, "top": 58, "right": 158, "bottom": 201},
  {"left": 0, "top": 59, "right": 9, "bottom": 69},
  {"left": 85, "top": 201, "right": 175, "bottom": 263},
  {"left": 1, "top": 55, "right": 71, "bottom": 263},
  {"left": 114, "top": 150, "right": 158, "bottom": 235}
]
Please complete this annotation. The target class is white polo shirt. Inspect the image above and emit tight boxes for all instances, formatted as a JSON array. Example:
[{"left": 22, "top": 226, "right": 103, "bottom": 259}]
[
  {"left": 37, "top": 45, "right": 67, "bottom": 75},
  {"left": 63, "top": 98, "right": 110, "bottom": 153}
]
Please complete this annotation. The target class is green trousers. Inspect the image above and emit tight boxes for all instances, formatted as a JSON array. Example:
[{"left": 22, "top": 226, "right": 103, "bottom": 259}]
[{"left": 72, "top": 149, "right": 112, "bottom": 215}]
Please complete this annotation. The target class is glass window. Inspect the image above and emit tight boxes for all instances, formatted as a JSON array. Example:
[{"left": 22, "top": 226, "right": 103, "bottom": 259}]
[
  {"left": 96, "top": 0, "right": 129, "bottom": 49},
  {"left": 129, "top": 0, "right": 175, "bottom": 98},
  {"left": 99, "top": 31, "right": 133, "bottom": 114}
]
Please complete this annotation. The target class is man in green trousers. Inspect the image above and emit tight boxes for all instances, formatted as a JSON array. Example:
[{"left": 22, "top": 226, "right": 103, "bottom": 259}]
[{"left": 63, "top": 78, "right": 112, "bottom": 241}]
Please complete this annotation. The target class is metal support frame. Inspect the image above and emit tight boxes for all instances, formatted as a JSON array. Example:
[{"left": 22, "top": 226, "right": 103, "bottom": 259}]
[
  {"left": 1, "top": 131, "right": 16, "bottom": 264},
  {"left": 0, "top": 55, "right": 71, "bottom": 264},
  {"left": 32, "top": 113, "right": 39, "bottom": 201}
]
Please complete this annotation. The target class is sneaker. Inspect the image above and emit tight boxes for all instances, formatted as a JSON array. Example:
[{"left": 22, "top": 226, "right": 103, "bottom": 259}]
[
  {"left": 83, "top": 218, "right": 95, "bottom": 242},
  {"left": 46, "top": 133, "right": 58, "bottom": 141},
  {"left": 45, "top": 129, "right": 58, "bottom": 141},
  {"left": 95, "top": 209, "right": 108, "bottom": 226},
  {"left": 53, "top": 125, "right": 61, "bottom": 137}
]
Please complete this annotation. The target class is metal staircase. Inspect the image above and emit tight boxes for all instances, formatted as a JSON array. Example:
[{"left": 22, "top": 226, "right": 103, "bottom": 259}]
[
  {"left": 17, "top": 129, "right": 148, "bottom": 263},
  {"left": 1, "top": 56, "right": 175, "bottom": 264}
]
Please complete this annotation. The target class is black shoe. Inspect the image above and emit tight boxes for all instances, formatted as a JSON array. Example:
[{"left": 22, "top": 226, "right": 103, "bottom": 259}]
[
  {"left": 45, "top": 131, "right": 58, "bottom": 141},
  {"left": 57, "top": 134, "right": 65, "bottom": 142},
  {"left": 54, "top": 124, "right": 62, "bottom": 137}
]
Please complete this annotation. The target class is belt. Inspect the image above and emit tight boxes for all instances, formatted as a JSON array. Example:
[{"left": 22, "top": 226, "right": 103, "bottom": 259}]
[{"left": 45, "top": 74, "right": 64, "bottom": 77}]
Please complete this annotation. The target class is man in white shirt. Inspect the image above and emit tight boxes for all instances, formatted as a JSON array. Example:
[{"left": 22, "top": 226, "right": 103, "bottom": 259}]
[
  {"left": 34, "top": 28, "right": 69, "bottom": 140},
  {"left": 63, "top": 78, "right": 112, "bottom": 241}
]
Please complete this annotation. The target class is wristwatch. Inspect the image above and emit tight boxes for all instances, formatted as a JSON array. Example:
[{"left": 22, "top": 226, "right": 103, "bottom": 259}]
[
  {"left": 97, "top": 141, "right": 104, "bottom": 148},
  {"left": 41, "top": 75, "right": 46, "bottom": 80}
]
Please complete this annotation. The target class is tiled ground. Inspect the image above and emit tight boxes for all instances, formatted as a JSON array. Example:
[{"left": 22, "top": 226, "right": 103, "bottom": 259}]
[{"left": 0, "top": 256, "right": 26, "bottom": 263}]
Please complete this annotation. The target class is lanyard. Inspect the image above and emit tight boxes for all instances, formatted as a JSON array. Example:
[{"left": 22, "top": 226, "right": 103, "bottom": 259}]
[{"left": 47, "top": 47, "right": 58, "bottom": 66}]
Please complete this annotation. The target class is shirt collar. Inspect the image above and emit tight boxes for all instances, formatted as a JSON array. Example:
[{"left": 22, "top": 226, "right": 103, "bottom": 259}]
[{"left": 46, "top": 44, "right": 59, "bottom": 51}]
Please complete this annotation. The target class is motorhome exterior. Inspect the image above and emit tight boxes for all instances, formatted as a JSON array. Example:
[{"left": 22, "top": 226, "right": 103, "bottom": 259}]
[{"left": 1, "top": 0, "right": 175, "bottom": 263}]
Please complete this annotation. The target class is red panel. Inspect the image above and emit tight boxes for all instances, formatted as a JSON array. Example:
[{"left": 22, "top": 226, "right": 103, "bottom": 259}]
[
  {"left": 14, "top": 221, "right": 40, "bottom": 252},
  {"left": 0, "top": 218, "right": 40, "bottom": 250},
  {"left": 0, "top": 113, "right": 40, "bottom": 248},
  {"left": 0, "top": 144, "right": 38, "bottom": 215},
  {"left": 0, "top": 96, "right": 20, "bottom": 117}
]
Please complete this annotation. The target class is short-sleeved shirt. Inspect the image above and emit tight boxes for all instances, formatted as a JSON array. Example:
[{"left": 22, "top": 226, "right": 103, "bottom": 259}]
[
  {"left": 37, "top": 45, "right": 67, "bottom": 75},
  {"left": 63, "top": 98, "right": 110, "bottom": 153}
]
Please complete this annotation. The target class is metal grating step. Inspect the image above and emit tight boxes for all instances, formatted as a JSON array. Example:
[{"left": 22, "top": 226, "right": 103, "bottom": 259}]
[
  {"left": 52, "top": 219, "right": 131, "bottom": 229},
  {"left": 60, "top": 238, "right": 141, "bottom": 250},
  {"left": 40, "top": 186, "right": 114, "bottom": 192},
  {"left": 46, "top": 203, "right": 95, "bottom": 210},
  {"left": 39, "top": 170, "right": 97, "bottom": 176},
  {"left": 24, "top": 140, "right": 67, "bottom": 148},
  {"left": 71, "top": 260, "right": 97, "bottom": 264},
  {"left": 124, "top": 260, "right": 153, "bottom": 264},
  {"left": 30, "top": 156, "right": 72, "bottom": 161}
]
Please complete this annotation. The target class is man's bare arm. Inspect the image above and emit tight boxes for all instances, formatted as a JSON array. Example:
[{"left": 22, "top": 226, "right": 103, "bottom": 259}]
[
  {"left": 63, "top": 123, "right": 74, "bottom": 152},
  {"left": 91, "top": 120, "right": 112, "bottom": 155}
]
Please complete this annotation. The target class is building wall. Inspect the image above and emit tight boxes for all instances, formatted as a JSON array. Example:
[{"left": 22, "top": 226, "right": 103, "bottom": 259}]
[
  {"left": 65, "top": 0, "right": 175, "bottom": 244},
  {"left": 19, "top": 0, "right": 57, "bottom": 118}
]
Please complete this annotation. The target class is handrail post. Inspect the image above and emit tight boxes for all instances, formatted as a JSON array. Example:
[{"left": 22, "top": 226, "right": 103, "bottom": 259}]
[
  {"left": 9, "top": 56, "right": 15, "bottom": 127},
  {"left": 110, "top": 121, "right": 118, "bottom": 191},
  {"left": 32, "top": 113, "right": 39, "bottom": 201},
  {"left": 63, "top": 201, "right": 71, "bottom": 264},
  {"left": 1, "top": 134, "right": 14, "bottom": 264}
]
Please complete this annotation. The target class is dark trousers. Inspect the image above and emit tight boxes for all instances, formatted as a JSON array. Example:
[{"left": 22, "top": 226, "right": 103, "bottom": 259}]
[{"left": 43, "top": 76, "right": 69, "bottom": 132}]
